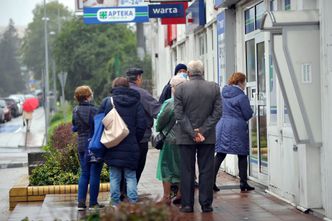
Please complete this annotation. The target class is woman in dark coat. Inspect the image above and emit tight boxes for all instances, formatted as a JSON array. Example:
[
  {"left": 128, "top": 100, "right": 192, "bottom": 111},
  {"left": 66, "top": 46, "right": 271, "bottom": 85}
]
[
  {"left": 72, "top": 85, "right": 103, "bottom": 210},
  {"left": 99, "top": 77, "right": 146, "bottom": 205},
  {"left": 213, "top": 72, "right": 255, "bottom": 192}
]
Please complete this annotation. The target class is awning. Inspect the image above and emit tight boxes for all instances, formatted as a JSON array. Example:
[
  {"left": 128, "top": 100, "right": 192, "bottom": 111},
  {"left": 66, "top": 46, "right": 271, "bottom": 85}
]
[{"left": 214, "top": 0, "right": 241, "bottom": 9}]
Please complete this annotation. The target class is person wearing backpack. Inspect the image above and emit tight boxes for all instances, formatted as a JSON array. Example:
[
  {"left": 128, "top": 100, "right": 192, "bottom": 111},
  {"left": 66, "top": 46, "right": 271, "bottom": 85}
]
[
  {"left": 72, "top": 85, "right": 104, "bottom": 210},
  {"left": 99, "top": 77, "right": 147, "bottom": 205}
]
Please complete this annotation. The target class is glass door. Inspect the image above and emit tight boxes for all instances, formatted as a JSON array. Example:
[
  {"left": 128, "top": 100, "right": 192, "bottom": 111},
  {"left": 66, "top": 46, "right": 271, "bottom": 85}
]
[{"left": 246, "top": 34, "right": 268, "bottom": 184}]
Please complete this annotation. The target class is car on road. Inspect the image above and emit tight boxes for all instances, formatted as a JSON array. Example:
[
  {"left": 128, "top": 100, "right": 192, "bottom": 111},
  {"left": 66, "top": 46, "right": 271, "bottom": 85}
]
[
  {"left": 3, "top": 98, "right": 20, "bottom": 117},
  {"left": 0, "top": 99, "right": 12, "bottom": 123}
]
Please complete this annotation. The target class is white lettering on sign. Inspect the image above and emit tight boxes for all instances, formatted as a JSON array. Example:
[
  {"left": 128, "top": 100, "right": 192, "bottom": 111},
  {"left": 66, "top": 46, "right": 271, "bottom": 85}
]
[
  {"left": 97, "top": 8, "right": 136, "bottom": 22},
  {"left": 152, "top": 7, "right": 178, "bottom": 14}
]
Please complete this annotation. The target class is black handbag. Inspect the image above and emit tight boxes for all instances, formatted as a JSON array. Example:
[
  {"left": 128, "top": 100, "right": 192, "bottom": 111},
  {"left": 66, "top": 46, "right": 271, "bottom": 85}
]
[{"left": 152, "top": 120, "right": 176, "bottom": 150}]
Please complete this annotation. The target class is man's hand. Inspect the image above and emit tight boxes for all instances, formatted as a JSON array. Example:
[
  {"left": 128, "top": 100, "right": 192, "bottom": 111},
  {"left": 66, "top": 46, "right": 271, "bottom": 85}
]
[{"left": 193, "top": 129, "right": 205, "bottom": 143}]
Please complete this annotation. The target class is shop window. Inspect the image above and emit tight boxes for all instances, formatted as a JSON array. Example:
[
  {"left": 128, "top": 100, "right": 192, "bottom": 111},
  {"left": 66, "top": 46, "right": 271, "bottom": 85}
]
[
  {"left": 245, "top": 7, "right": 255, "bottom": 34},
  {"left": 245, "top": 1, "right": 265, "bottom": 34},
  {"left": 284, "top": 0, "right": 291, "bottom": 10},
  {"left": 198, "top": 34, "right": 206, "bottom": 56},
  {"left": 269, "top": 0, "right": 278, "bottom": 11},
  {"left": 246, "top": 39, "right": 256, "bottom": 82}
]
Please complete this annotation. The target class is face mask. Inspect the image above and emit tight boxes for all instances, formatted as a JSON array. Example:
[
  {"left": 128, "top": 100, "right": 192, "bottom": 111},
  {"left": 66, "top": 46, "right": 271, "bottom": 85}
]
[{"left": 178, "top": 72, "right": 188, "bottom": 79}]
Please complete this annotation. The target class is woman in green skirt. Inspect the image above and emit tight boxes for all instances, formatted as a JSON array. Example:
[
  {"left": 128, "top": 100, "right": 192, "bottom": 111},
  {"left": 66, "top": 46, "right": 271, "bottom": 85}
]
[{"left": 156, "top": 75, "right": 188, "bottom": 205}]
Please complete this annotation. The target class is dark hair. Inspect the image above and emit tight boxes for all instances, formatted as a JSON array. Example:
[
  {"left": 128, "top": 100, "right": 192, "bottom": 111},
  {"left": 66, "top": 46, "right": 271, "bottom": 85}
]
[
  {"left": 228, "top": 72, "right": 246, "bottom": 85},
  {"left": 112, "top": 77, "right": 129, "bottom": 88}
]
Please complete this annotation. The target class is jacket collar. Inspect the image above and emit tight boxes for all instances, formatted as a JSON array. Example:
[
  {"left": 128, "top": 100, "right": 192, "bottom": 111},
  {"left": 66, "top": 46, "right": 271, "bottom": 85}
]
[{"left": 189, "top": 75, "right": 204, "bottom": 80}]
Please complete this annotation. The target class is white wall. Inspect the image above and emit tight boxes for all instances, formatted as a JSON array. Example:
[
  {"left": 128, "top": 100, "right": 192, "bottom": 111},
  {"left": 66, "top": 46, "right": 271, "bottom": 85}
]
[{"left": 320, "top": 0, "right": 332, "bottom": 218}]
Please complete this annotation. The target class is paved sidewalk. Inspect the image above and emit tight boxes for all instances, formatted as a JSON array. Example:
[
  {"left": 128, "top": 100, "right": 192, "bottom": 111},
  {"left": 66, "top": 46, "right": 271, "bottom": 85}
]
[{"left": 9, "top": 149, "right": 323, "bottom": 221}]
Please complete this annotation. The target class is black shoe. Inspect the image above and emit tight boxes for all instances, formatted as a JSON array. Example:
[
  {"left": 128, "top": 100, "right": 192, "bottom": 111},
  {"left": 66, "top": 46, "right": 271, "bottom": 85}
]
[
  {"left": 213, "top": 184, "right": 220, "bottom": 192},
  {"left": 180, "top": 206, "right": 194, "bottom": 213},
  {"left": 240, "top": 182, "right": 255, "bottom": 192},
  {"left": 78, "top": 202, "right": 87, "bottom": 211},
  {"left": 172, "top": 198, "right": 181, "bottom": 205},
  {"left": 89, "top": 203, "right": 105, "bottom": 209},
  {"left": 201, "top": 205, "right": 213, "bottom": 213}
]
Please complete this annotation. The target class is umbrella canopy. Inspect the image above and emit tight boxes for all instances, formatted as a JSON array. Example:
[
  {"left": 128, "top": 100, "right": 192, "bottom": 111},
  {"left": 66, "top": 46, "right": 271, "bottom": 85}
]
[{"left": 23, "top": 97, "right": 39, "bottom": 112}]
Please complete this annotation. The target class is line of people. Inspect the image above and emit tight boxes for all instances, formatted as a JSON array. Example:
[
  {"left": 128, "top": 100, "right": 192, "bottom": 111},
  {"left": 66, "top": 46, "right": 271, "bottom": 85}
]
[{"left": 72, "top": 59, "right": 254, "bottom": 213}]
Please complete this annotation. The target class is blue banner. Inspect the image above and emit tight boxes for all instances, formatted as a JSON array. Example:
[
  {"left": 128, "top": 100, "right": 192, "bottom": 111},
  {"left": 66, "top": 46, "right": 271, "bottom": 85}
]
[
  {"left": 214, "top": 0, "right": 224, "bottom": 8},
  {"left": 83, "top": 6, "right": 149, "bottom": 24},
  {"left": 217, "top": 11, "right": 225, "bottom": 35},
  {"left": 148, "top": 4, "right": 184, "bottom": 18}
]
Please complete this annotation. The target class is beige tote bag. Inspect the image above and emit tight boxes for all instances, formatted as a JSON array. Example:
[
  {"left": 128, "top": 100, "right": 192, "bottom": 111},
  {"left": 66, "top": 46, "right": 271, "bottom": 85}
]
[{"left": 101, "top": 97, "right": 129, "bottom": 148}]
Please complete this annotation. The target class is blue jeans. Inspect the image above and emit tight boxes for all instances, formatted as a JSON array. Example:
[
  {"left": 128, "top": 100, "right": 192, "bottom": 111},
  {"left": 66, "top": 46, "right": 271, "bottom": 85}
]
[
  {"left": 78, "top": 151, "right": 103, "bottom": 206},
  {"left": 110, "top": 167, "right": 137, "bottom": 205}
]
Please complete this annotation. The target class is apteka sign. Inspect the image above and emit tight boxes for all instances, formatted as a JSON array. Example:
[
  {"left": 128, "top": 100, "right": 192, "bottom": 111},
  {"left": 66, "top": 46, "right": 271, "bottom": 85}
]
[
  {"left": 84, "top": 6, "right": 149, "bottom": 24},
  {"left": 148, "top": 4, "right": 184, "bottom": 18}
]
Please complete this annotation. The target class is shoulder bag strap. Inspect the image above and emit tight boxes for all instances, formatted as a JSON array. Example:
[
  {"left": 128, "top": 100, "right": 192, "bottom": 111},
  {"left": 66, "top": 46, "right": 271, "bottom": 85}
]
[{"left": 163, "top": 118, "right": 176, "bottom": 137}]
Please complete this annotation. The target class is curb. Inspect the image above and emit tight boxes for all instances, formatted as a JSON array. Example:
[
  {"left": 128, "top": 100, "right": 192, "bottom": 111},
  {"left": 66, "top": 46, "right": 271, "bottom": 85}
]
[
  {"left": 0, "top": 162, "right": 28, "bottom": 169},
  {"left": 9, "top": 183, "right": 110, "bottom": 210}
]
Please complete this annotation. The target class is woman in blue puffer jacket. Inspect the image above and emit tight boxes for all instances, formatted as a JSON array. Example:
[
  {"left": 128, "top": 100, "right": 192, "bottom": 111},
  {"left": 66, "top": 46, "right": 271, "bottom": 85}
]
[
  {"left": 213, "top": 72, "right": 254, "bottom": 192},
  {"left": 99, "top": 77, "right": 146, "bottom": 205}
]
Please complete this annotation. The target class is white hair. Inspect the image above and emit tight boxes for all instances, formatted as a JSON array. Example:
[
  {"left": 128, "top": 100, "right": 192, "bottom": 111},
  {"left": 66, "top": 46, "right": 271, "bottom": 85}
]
[{"left": 187, "top": 60, "right": 204, "bottom": 76}]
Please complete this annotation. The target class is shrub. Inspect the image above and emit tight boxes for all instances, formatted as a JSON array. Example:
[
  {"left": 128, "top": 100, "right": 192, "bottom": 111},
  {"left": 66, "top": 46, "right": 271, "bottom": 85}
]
[
  {"left": 30, "top": 122, "right": 110, "bottom": 185},
  {"left": 82, "top": 201, "right": 180, "bottom": 221},
  {"left": 50, "top": 123, "right": 77, "bottom": 151}
]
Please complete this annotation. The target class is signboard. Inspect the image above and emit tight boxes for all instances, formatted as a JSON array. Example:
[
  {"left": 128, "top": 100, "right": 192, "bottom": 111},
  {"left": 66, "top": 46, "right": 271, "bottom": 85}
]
[
  {"left": 149, "top": 4, "right": 185, "bottom": 18},
  {"left": 185, "top": 0, "right": 206, "bottom": 33},
  {"left": 216, "top": 10, "right": 235, "bottom": 87},
  {"left": 83, "top": 6, "right": 149, "bottom": 24},
  {"left": 217, "top": 11, "right": 225, "bottom": 86},
  {"left": 161, "top": 2, "right": 188, "bottom": 25}
]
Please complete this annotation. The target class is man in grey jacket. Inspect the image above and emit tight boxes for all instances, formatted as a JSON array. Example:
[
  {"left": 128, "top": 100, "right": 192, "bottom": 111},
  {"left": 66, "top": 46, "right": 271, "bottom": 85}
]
[
  {"left": 174, "top": 60, "right": 221, "bottom": 213},
  {"left": 126, "top": 68, "right": 161, "bottom": 183}
]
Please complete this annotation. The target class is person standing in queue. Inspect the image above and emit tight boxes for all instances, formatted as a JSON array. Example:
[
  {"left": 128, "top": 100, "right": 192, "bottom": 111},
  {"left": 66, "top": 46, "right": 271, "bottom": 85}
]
[{"left": 126, "top": 67, "right": 161, "bottom": 183}]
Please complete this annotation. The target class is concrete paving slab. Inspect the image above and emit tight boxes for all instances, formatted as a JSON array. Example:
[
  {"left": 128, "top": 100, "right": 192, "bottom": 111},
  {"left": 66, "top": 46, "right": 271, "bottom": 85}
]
[{"left": 8, "top": 149, "right": 323, "bottom": 221}]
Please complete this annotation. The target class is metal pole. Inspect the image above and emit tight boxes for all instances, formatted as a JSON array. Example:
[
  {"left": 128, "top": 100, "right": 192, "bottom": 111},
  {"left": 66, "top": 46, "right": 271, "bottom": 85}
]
[
  {"left": 52, "top": 59, "right": 57, "bottom": 111},
  {"left": 43, "top": 0, "right": 49, "bottom": 143},
  {"left": 62, "top": 80, "right": 65, "bottom": 120}
]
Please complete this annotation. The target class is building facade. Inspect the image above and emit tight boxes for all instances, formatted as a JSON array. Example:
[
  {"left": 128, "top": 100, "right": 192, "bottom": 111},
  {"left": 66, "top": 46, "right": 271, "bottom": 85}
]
[{"left": 150, "top": 0, "right": 332, "bottom": 219}]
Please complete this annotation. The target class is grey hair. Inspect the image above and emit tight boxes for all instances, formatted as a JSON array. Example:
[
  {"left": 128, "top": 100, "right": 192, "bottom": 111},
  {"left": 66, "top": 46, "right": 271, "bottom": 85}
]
[{"left": 187, "top": 60, "right": 204, "bottom": 76}]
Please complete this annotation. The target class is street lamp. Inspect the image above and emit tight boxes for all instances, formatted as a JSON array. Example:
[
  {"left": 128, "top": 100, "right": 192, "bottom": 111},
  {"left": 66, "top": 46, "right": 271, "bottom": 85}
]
[{"left": 49, "top": 31, "right": 57, "bottom": 113}]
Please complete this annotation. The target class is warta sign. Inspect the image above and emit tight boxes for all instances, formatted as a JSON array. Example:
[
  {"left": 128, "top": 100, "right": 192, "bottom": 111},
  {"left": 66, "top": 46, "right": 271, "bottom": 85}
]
[
  {"left": 149, "top": 4, "right": 185, "bottom": 18},
  {"left": 84, "top": 6, "right": 149, "bottom": 24}
]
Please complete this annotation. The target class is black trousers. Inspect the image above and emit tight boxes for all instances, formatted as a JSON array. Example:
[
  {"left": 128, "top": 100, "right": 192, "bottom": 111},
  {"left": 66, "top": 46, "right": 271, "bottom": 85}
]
[
  {"left": 180, "top": 144, "right": 215, "bottom": 207},
  {"left": 136, "top": 142, "right": 149, "bottom": 184},
  {"left": 214, "top": 153, "right": 248, "bottom": 184},
  {"left": 120, "top": 142, "right": 149, "bottom": 195}
]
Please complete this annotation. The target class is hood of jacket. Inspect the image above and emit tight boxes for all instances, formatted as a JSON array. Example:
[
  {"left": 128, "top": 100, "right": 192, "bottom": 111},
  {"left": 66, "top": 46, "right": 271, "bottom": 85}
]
[
  {"left": 222, "top": 85, "right": 244, "bottom": 99},
  {"left": 111, "top": 87, "right": 141, "bottom": 107}
]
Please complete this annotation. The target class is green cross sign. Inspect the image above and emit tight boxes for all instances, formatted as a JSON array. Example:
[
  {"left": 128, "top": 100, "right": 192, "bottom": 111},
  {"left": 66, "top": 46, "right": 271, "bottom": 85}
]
[{"left": 99, "top": 11, "right": 107, "bottom": 19}]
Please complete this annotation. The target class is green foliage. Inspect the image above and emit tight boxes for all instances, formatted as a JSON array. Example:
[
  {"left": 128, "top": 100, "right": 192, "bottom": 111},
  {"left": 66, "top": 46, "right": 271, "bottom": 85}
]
[
  {"left": 0, "top": 19, "right": 25, "bottom": 95},
  {"left": 53, "top": 18, "right": 140, "bottom": 101},
  {"left": 81, "top": 201, "right": 179, "bottom": 221},
  {"left": 30, "top": 122, "right": 109, "bottom": 185},
  {"left": 21, "top": 1, "right": 72, "bottom": 79},
  {"left": 30, "top": 122, "right": 79, "bottom": 185}
]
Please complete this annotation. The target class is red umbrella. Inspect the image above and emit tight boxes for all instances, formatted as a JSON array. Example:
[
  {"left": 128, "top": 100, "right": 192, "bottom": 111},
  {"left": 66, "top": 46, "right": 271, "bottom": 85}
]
[{"left": 23, "top": 97, "right": 39, "bottom": 112}]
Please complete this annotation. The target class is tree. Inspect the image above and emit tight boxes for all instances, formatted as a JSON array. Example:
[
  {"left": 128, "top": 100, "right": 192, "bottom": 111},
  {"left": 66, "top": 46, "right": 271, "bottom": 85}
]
[
  {"left": 21, "top": 1, "right": 72, "bottom": 80},
  {"left": 0, "top": 19, "right": 24, "bottom": 95},
  {"left": 53, "top": 17, "right": 139, "bottom": 101}
]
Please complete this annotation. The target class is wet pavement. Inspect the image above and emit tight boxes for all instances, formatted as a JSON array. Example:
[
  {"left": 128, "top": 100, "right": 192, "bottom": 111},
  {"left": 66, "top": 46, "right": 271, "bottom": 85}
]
[
  {"left": 0, "top": 167, "right": 28, "bottom": 220},
  {"left": 0, "top": 107, "right": 45, "bottom": 148},
  {"left": 8, "top": 149, "right": 323, "bottom": 221}
]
